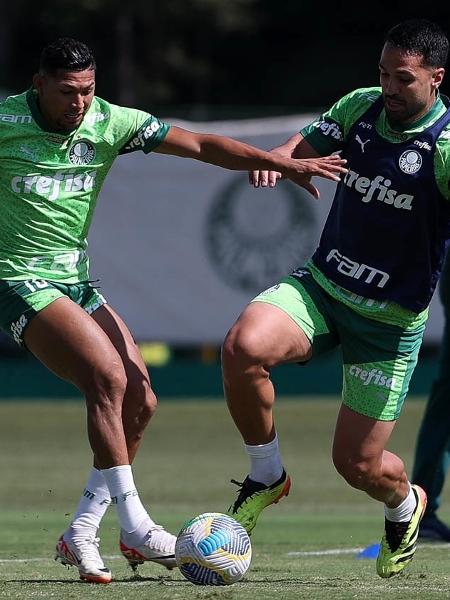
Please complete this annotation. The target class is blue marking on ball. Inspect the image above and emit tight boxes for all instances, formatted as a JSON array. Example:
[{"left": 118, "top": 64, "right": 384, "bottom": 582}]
[{"left": 198, "top": 530, "right": 232, "bottom": 555}]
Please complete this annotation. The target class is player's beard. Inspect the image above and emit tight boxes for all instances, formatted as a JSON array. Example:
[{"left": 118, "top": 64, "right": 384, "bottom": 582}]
[{"left": 383, "top": 95, "right": 431, "bottom": 126}]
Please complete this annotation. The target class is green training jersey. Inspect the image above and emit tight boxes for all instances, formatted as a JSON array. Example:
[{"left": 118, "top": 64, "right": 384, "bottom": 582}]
[
  {"left": 0, "top": 89, "right": 170, "bottom": 282},
  {"left": 300, "top": 87, "right": 450, "bottom": 329}
]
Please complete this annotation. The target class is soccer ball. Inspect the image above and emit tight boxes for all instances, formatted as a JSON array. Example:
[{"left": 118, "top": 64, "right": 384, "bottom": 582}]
[{"left": 175, "top": 512, "right": 252, "bottom": 585}]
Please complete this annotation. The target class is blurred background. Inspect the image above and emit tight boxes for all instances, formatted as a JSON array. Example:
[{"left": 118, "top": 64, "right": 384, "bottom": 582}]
[{"left": 1, "top": 1, "right": 450, "bottom": 398}]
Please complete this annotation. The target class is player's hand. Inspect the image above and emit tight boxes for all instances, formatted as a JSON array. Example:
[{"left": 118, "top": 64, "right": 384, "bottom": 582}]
[
  {"left": 249, "top": 168, "right": 282, "bottom": 188},
  {"left": 286, "top": 154, "right": 347, "bottom": 198},
  {"left": 249, "top": 154, "right": 347, "bottom": 196}
]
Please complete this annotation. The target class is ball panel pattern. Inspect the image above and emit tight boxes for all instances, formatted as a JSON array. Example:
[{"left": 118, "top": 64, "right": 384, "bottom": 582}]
[{"left": 175, "top": 512, "right": 252, "bottom": 586}]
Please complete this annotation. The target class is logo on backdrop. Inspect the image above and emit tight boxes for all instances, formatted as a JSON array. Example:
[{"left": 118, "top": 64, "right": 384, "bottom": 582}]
[
  {"left": 205, "top": 178, "right": 317, "bottom": 292},
  {"left": 68, "top": 140, "right": 96, "bottom": 165}
]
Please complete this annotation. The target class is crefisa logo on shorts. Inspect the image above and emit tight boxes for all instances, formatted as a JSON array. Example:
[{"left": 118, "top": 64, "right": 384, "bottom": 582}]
[
  {"left": 68, "top": 140, "right": 96, "bottom": 166},
  {"left": 348, "top": 365, "right": 397, "bottom": 390},
  {"left": 10, "top": 314, "right": 28, "bottom": 345},
  {"left": 398, "top": 150, "right": 422, "bottom": 175}
]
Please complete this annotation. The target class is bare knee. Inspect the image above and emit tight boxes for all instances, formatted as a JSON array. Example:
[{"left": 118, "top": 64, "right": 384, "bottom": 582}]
[
  {"left": 222, "top": 325, "right": 270, "bottom": 380},
  {"left": 333, "top": 452, "right": 379, "bottom": 491},
  {"left": 222, "top": 329, "right": 270, "bottom": 390},
  {"left": 82, "top": 362, "right": 128, "bottom": 414},
  {"left": 123, "top": 378, "right": 157, "bottom": 440},
  {"left": 140, "top": 383, "right": 157, "bottom": 421}
]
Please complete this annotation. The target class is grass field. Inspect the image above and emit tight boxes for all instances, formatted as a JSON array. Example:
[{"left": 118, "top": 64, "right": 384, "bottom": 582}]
[{"left": 0, "top": 397, "right": 449, "bottom": 599}]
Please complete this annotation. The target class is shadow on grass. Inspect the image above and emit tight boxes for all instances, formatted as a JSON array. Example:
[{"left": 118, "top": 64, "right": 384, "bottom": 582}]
[
  {"left": 3, "top": 574, "right": 177, "bottom": 584},
  {"left": 3, "top": 576, "right": 357, "bottom": 586}
]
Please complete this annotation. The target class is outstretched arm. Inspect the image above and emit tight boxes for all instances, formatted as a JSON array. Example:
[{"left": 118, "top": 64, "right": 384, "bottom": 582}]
[
  {"left": 154, "top": 126, "right": 345, "bottom": 198},
  {"left": 250, "top": 132, "right": 323, "bottom": 188}
]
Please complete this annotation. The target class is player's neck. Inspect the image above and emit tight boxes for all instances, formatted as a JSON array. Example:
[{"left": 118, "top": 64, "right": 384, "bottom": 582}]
[{"left": 386, "top": 93, "right": 442, "bottom": 132}]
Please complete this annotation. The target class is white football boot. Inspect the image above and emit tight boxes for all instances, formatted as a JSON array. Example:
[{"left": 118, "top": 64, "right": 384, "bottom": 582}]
[
  {"left": 120, "top": 525, "right": 177, "bottom": 571},
  {"left": 55, "top": 533, "right": 112, "bottom": 584}
]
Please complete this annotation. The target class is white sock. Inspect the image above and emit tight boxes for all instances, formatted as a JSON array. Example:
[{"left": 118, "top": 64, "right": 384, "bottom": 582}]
[
  {"left": 245, "top": 434, "right": 284, "bottom": 486},
  {"left": 67, "top": 467, "right": 111, "bottom": 537},
  {"left": 102, "top": 465, "right": 155, "bottom": 539},
  {"left": 384, "top": 484, "right": 416, "bottom": 522}
]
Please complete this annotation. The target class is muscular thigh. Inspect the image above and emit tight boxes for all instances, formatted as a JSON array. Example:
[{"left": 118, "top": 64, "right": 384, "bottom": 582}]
[
  {"left": 0, "top": 279, "right": 118, "bottom": 387},
  {"left": 91, "top": 304, "right": 151, "bottom": 391},
  {"left": 23, "top": 296, "right": 122, "bottom": 387},
  {"left": 246, "top": 272, "right": 339, "bottom": 364}
]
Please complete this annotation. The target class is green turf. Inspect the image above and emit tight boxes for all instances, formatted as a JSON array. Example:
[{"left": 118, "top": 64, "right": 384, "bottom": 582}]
[{"left": 0, "top": 397, "right": 449, "bottom": 599}]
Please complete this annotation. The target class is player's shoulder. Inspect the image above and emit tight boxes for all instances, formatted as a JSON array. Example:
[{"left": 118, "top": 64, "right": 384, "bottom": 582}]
[
  {"left": 435, "top": 98, "right": 450, "bottom": 147},
  {"left": 336, "top": 87, "right": 382, "bottom": 110},
  {"left": 82, "top": 95, "right": 112, "bottom": 129},
  {"left": 440, "top": 123, "right": 450, "bottom": 139},
  {"left": 434, "top": 100, "right": 450, "bottom": 200},
  {"left": 90, "top": 96, "right": 149, "bottom": 121},
  {"left": 0, "top": 91, "right": 31, "bottom": 122},
  {"left": 436, "top": 122, "right": 450, "bottom": 166},
  {"left": 85, "top": 96, "right": 150, "bottom": 135},
  {"left": 321, "top": 87, "right": 381, "bottom": 140},
  {"left": 438, "top": 99, "right": 450, "bottom": 139}
]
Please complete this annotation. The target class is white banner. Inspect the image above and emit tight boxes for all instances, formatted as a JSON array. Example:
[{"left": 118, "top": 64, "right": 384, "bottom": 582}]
[{"left": 88, "top": 115, "right": 444, "bottom": 345}]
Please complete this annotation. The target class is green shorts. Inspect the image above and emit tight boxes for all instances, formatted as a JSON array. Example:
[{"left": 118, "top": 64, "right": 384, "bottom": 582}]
[
  {"left": 0, "top": 279, "right": 107, "bottom": 346},
  {"left": 252, "top": 271, "right": 425, "bottom": 421}
]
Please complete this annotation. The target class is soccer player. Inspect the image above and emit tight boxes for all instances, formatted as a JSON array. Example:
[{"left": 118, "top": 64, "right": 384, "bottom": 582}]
[
  {"left": 222, "top": 18, "right": 450, "bottom": 578},
  {"left": 412, "top": 250, "right": 450, "bottom": 541},
  {"left": 0, "top": 38, "right": 346, "bottom": 584}
]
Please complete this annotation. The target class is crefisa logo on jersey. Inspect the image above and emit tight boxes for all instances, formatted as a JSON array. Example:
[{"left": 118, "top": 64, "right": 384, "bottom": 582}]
[
  {"left": 398, "top": 150, "right": 422, "bottom": 174},
  {"left": 68, "top": 140, "right": 96, "bottom": 165}
]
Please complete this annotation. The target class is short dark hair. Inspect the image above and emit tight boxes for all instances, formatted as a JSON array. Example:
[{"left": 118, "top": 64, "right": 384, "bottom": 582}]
[
  {"left": 39, "top": 37, "right": 96, "bottom": 75},
  {"left": 385, "top": 19, "right": 449, "bottom": 68}
]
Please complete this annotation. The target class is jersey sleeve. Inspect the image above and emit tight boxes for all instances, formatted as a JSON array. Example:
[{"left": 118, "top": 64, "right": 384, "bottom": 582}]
[
  {"left": 119, "top": 113, "right": 170, "bottom": 155},
  {"left": 300, "top": 87, "right": 381, "bottom": 155},
  {"left": 100, "top": 101, "right": 170, "bottom": 155}
]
